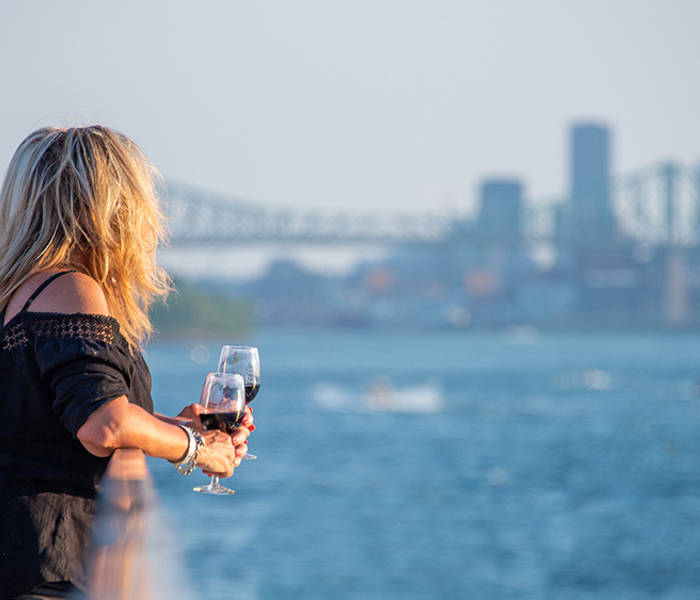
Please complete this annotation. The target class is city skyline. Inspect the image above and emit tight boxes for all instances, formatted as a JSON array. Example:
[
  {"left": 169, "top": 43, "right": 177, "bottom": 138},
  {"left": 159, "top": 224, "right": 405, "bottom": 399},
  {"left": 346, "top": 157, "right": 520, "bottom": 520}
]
[
  {"left": 157, "top": 116, "right": 697, "bottom": 279},
  {"left": 1, "top": 0, "right": 698, "bottom": 215},
  {"left": 204, "top": 118, "right": 699, "bottom": 332},
  {"left": 159, "top": 118, "right": 696, "bottom": 236}
]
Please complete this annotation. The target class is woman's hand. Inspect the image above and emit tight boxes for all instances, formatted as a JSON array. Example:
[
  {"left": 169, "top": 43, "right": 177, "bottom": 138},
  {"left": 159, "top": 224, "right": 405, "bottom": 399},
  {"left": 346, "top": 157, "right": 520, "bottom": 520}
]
[
  {"left": 196, "top": 430, "right": 238, "bottom": 478},
  {"left": 178, "top": 403, "right": 255, "bottom": 474},
  {"left": 229, "top": 408, "right": 253, "bottom": 464},
  {"left": 176, "top": 403, "right": 204, "bottom": 431}
]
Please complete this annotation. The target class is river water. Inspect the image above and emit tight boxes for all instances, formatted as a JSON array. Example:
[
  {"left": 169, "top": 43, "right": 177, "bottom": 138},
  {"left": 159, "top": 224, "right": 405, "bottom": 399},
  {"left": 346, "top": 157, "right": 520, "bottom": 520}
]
[{"left": 143, "top": 329, "right": 700, "bottom": 599}]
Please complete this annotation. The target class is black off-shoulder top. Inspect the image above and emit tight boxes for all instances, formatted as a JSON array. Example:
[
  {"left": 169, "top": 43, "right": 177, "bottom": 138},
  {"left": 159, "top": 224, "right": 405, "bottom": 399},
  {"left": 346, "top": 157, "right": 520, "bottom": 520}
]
[{"left": 0, "top": 272, "right": 153, "bottom": 597}]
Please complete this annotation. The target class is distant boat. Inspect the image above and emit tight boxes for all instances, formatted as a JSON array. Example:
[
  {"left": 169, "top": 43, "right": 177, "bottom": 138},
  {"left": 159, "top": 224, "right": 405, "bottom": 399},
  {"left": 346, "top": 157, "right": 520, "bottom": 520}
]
[
  {"left": 502, "top": 324, "right": 539, "bottom": 344},
  {"left": 312, "top": 379, "right": 443, "bottom": 414}
]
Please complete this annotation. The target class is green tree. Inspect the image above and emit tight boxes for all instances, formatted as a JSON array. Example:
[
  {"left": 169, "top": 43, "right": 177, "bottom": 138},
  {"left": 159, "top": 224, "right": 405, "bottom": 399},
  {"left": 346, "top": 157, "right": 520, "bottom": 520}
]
[{"left": 150, "top": 278, "right": 252, "bottom": 338}]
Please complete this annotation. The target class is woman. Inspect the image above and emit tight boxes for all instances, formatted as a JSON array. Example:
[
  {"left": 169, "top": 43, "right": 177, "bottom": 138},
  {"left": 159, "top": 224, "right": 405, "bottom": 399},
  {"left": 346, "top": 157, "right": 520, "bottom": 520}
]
[{"left": 0, "top": 126, "right": 253, "bottom": 598}]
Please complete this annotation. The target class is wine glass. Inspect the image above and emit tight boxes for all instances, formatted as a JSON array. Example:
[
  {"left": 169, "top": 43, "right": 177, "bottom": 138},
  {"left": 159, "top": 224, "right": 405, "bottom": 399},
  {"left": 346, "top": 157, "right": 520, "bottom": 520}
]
[
  {"left": 193, "top": 372, "right": 245, "bottom": 495},
  {"left": 218, "top": 345, "right": 260, "bottom": 460}
]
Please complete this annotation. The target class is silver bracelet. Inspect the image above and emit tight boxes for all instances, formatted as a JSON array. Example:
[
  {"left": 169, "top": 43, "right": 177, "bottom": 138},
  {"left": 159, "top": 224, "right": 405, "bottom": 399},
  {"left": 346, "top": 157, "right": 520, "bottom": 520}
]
[{"left": 171, "top": 423, "right": 204, "bottom": 475}]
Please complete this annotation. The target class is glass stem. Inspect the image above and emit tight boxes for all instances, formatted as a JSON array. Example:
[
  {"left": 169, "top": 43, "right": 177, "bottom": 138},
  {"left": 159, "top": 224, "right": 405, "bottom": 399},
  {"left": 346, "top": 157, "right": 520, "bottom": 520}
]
[{"left": 210, "top": 476, "right": 220, "bottom": 489}]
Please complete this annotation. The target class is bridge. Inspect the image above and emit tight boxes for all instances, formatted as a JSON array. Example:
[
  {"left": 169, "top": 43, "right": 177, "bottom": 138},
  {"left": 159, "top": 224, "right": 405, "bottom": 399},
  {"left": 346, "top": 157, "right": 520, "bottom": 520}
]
[{"left": 165, "top": 160, "right": 700, "bottom": 248}]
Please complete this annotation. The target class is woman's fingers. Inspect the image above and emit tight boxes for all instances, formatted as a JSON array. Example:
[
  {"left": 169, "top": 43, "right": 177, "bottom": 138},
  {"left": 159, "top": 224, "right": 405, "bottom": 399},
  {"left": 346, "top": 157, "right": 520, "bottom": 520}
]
[
  {"left": 177, "top": 403, "right": 201, "bottom": 417},
  {"left": 177, "top": 403, "right": 204, "bottom": 431},
  {"left": 198, "top": 430, "right": 237, "bottom": 477},
  {"left": 196, "top": 420, "right": 255, "bottom": 477},
  {"left": 234, "top": 440, "right": 247, "bottom": 458},
  {"left": 230, "top": 425, "right": 251, "bottom": 447},
  {"left": 240, "top": 406, "right": 254, "bottom": 428},
  {"left": 203, "top": 430, "right": 228, "bottom": 444}
]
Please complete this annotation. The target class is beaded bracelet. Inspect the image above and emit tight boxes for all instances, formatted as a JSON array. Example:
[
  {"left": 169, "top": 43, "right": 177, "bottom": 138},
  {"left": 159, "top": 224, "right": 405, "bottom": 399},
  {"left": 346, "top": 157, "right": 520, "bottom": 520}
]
[{"left": 170, "top": 423, "right": 205, "bottom": 475}]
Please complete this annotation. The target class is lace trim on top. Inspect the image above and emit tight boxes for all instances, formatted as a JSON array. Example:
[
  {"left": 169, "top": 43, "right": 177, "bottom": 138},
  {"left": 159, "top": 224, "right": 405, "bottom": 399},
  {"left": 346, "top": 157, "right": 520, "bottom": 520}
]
[{"left": 1, "top": 313, "right": 120, "bottom": 352}]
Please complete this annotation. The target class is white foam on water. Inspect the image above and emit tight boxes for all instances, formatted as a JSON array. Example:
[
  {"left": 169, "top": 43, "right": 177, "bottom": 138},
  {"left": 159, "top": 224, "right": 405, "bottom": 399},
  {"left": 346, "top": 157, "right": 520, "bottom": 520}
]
[{"left": 312, "top": 379, "right": 444, "bottom": 414}]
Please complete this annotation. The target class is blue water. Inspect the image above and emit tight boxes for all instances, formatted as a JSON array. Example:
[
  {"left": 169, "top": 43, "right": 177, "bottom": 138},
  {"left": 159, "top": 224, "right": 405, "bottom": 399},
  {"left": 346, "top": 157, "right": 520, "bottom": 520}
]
[{"left": 144, "top": 330, "right": 700, "bottom": 599}]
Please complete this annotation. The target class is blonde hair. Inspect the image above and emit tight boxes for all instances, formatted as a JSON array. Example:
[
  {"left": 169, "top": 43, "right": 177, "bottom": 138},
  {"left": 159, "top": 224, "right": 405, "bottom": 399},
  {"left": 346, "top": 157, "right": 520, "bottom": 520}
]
[{"left": 0, "top": 125, "right": 172, "bottom": 350}]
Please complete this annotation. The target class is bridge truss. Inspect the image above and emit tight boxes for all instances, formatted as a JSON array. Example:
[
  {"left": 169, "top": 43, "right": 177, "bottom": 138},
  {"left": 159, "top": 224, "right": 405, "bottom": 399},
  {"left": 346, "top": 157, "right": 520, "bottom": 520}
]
[{"left": 165, "top": 161, "right": 700, "bottom": 248}]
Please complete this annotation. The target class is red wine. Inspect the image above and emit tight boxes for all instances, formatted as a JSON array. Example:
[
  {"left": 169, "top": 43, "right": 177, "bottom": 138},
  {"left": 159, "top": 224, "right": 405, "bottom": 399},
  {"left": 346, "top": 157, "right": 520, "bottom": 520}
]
[
  {"left": 245, "top": 383, "right": 260, "bottom": 404},
  {"left": 201, "top": 412, "right": 244, "bottom": 433}
]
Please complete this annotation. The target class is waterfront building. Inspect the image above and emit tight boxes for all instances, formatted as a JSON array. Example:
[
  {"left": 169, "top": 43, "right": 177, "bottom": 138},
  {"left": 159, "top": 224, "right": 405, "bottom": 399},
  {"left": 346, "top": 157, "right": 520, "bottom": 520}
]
[
  {"left": 569, "top": 122, "right": 614, "bottom": 237},
  {"left": 477, "top": 178, "right": 523, "bottom": 241}
]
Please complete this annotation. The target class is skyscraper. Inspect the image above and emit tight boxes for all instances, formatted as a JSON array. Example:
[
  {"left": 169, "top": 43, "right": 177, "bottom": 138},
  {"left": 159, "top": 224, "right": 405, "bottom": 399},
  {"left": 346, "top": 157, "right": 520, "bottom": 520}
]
[
  {"left": 477, "top": 178, "right": 523, "bottom": 238},
  {"left": 569, "top": 123, "right": 614, "bottom": 236}
]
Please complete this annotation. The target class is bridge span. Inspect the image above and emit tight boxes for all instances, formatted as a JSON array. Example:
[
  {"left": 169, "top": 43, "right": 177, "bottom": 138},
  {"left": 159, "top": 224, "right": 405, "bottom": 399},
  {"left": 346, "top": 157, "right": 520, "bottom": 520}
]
[{"left": 165, "top": 160, "right": 700, "bottom": 249}]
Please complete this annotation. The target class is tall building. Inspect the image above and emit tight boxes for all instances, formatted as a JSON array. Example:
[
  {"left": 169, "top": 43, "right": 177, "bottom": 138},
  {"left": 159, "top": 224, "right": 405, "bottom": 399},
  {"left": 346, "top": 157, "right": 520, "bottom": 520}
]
[
  {"left": 477, "top": 178, "right": 523, "bottom": 238},
  {"left": 569, "top": 123, "right": 614, "bottom": 236}
]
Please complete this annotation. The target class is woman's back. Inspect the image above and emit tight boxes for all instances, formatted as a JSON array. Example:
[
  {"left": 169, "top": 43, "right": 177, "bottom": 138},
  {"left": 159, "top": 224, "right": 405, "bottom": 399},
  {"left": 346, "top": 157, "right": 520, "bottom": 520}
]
[
  {"left": 0, "top": 125, "right": 250, "bottom": 599},
  {"left": 0, "top": 271, "right": 153, "bottom": 597}
]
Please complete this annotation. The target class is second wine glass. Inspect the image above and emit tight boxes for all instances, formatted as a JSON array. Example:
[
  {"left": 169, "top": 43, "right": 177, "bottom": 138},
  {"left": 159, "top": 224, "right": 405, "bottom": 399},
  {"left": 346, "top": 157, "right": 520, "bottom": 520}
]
[
  {"left": 218, "top": 345, "right": 260, "bottom": 460},
  {"left": 192, "top": 372, "right": 246, "bottom": 495}
]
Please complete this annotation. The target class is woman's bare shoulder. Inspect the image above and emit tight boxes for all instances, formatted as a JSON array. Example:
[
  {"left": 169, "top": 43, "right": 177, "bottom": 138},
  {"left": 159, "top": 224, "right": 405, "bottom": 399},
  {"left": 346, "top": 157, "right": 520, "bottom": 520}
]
[{"left": 26, "top": 271, "right": 110, "bottom": 316}]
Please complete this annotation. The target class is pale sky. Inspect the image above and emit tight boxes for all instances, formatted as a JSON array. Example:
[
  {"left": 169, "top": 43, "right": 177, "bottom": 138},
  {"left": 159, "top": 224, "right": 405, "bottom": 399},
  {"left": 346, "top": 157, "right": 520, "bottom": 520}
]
[
  {"left": 1, "top": 0, "right": 698, "bottom": 212},
  {"left": 0, "top": 1, "right": 698, "bottom": 277}
]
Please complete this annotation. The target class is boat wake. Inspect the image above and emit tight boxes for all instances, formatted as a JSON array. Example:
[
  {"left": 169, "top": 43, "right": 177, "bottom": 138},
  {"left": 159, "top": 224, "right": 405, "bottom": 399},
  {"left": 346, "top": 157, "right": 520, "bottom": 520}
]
[{"left": 312, "top": 379, "right": 444, "bottom": 414}]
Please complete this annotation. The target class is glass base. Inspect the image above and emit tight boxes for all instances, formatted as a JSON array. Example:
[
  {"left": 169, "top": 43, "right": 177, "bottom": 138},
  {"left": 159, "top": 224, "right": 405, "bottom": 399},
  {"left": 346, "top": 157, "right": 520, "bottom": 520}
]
[
  {"left": 243, "top": 453, "right": 258, "bottom": 460},
  {"left": 193, "top": 482, "right": 235, "bottom": 495}
]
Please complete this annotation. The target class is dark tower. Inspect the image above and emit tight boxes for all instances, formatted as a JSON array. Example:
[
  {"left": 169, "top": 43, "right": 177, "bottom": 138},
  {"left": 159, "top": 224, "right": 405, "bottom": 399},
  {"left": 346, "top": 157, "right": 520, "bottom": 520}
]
[
  {"left": 569, "top": 123, "right": 614, "bottom": 236},
  {"left": 477, "top": 178, "right": 523, "bottom": 239}
]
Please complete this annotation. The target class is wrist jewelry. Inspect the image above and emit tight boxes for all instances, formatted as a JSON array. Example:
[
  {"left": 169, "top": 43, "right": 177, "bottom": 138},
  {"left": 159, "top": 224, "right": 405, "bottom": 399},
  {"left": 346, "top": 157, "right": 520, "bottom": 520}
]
[{"left": 170, "top": 423, "right": 205, "bottom": 475}]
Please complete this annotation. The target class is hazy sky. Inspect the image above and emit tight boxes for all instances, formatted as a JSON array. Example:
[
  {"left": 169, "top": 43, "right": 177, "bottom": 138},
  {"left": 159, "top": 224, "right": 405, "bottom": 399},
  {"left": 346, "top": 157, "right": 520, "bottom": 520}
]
[{"left": 1, "top": 0, "right": 698, "bottom": 218}]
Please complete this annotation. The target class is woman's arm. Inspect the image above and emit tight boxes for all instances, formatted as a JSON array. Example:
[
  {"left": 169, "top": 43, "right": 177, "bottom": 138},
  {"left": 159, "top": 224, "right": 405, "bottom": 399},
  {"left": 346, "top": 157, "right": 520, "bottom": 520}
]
[
  {"left": 154, "top": 405, "right": 254, "bottom": 449},
  {"left": 153, "top": 412, "right": 189, "bottom": 426},
  {"left": 26, "top": 271, "right": 243, "bottom": 476},
  {"left": 77, "top": 396, "right": 241, "bottom": 476},
  {"left": 78, "top": 397, "right": 189, "bottom": 460},
  {"left": 158, "top": 404, "right": 254, "bottom": 431}
]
